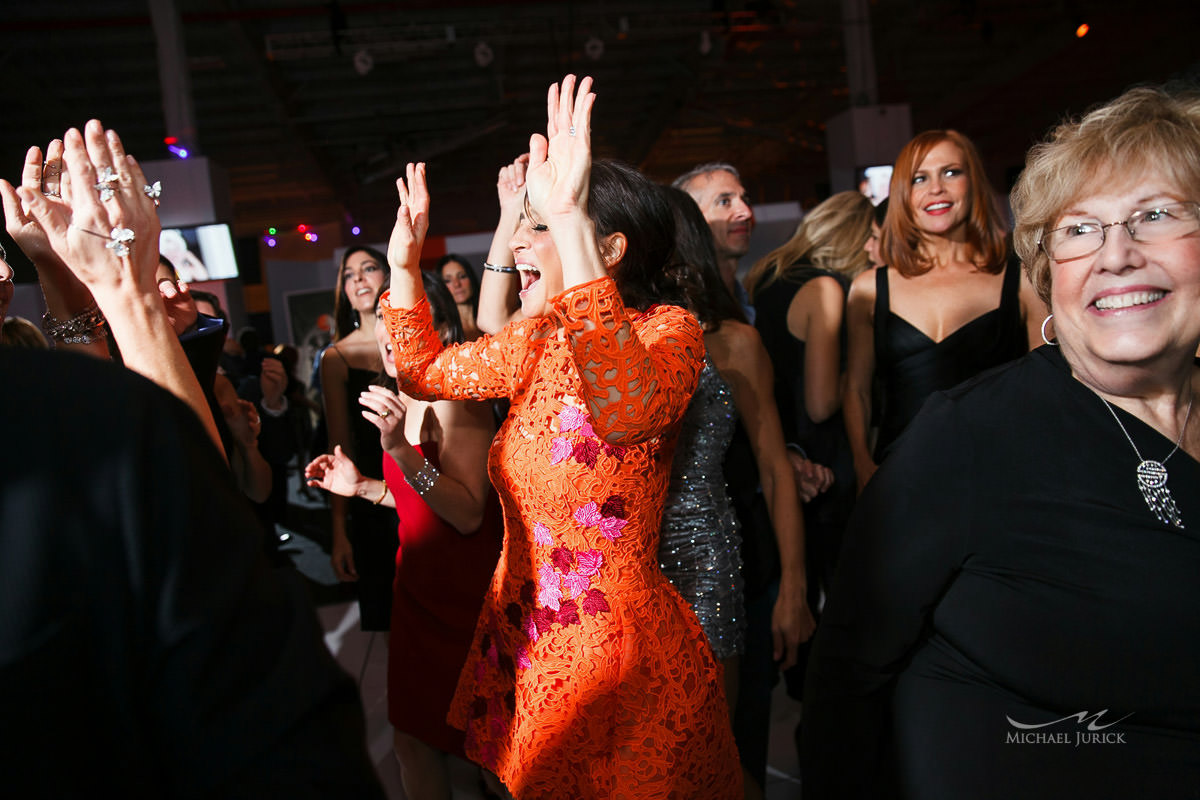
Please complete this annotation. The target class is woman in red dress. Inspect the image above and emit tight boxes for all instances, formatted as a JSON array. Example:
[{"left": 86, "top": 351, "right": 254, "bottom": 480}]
[{"left": 306, "top": 272, "right": 501, "bottom": 799}]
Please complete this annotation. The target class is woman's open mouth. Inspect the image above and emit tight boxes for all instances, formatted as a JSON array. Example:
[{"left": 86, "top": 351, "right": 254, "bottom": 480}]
[{"left": 517, "top": 263, "right": 541, "bottom": 294}]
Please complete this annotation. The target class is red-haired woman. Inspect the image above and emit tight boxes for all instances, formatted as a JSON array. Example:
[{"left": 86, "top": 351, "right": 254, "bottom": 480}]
[{"left": 843, "top": 130, "right": 1045, "bottom": 491}]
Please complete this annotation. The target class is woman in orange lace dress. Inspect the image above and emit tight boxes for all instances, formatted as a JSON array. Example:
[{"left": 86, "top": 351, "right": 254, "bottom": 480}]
[{"left": 379, "top": 76, "right": 742, "bottom": 799}]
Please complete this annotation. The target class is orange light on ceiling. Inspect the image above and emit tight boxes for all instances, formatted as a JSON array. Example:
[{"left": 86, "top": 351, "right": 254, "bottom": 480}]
[{"left": 1075, "top": 23, "right": 1089, "bottom": 38}]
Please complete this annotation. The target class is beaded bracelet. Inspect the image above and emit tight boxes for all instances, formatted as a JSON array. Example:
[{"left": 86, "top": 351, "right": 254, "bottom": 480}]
[
  {"left": 483, "top": 262, "right": 517, "bottom": 274},
  {"left": 42, "top": 304, "right": 109, "bottom": 345},
  {"left": 405, "top": 458, "right": 440, "bottom": 497}
]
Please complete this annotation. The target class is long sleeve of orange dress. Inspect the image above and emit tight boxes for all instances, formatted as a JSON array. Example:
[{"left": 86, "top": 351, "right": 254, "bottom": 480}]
[{"left": 381, "top": 276, "right": 743, "bottom": 799}]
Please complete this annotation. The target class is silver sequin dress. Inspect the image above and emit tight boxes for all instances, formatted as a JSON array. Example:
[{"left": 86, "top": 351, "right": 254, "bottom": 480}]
[{"left": 658, "top": 355, "right": 746, "bottom": 659}]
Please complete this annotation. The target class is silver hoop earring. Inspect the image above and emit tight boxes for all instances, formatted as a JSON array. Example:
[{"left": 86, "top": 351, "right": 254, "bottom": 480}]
[{"left": 1040, "top": 314, "right": 1058, "bottom": 347}]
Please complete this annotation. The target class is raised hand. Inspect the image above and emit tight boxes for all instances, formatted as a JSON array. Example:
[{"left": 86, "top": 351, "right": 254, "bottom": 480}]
[
  {"left": 497, "top": 152, "right": 530, "bottom": 218},
  {"left": 1, "top": 140, "right": 72, "bottom": 270},
  {"left": 387, "top": 161, "right": 430, "bottom": 274},
  {"left": 158, "top": 276, "right": 199, "bottom": 336},
  {"left": 15, "top": 121, "right": 161, "bottom": 300},
  {"left": 525, "top": 74, "right": 595, "bottom": 222},
  {"left": 360, "top": 384, "right": 409, "bottom": 453}
]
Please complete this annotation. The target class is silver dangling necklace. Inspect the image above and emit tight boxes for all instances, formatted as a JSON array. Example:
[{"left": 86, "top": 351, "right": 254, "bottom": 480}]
[{"left": 1099, "top": 393, "right": 1192, "bottom": 529}]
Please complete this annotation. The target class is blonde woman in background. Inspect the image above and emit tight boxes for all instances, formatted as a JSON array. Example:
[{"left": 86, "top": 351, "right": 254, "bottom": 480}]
[{"left": 745, "top": 191, "right": 876, "bottom": 728}]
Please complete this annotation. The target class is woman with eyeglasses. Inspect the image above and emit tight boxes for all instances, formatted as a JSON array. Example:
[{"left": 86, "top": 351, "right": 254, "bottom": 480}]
[
  {"left": 841, "top": 130, "right": 1045, "bottom": 492},
  {"left": 802, "top": 86, "right": 1200, "bottom": 798}
]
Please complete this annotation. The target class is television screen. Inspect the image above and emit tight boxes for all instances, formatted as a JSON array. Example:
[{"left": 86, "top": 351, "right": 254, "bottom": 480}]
[
  {"left": 857, "top": 165, "right": 893, "bottom": 206},
  {"left": 160, "top": 223, "right": 239, "bottom": 282}
]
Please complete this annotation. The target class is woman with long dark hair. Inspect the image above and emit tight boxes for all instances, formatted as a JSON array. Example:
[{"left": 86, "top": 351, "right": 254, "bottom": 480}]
[
  {"left": 437, "top": 253, "right": 482, "bottom": 340},
  {"left": 318, "top": 245, "right": 396, "bottom": 631},
  {"left": 657, "top": 185, "right": 814, "bottom": 716},
  {"left": 307, "top": 272, "right": 500, "bottom": 799},
  {"left": 378, "top": 76, "right": 742, "bottom": 798}
]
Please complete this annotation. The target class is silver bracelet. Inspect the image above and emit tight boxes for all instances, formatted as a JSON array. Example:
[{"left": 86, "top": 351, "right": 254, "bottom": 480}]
[
  {"left": 483, "top": 262, "right": 517, "bottom": 274},
  {"left": 405, "top": 457, "right": 440, "bottom": 497},
  {"left": 42, "top": 304, "right": 109, "bottom": 345}
]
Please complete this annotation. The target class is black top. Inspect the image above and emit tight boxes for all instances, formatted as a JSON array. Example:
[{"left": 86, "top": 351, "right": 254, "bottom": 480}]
[
  {"left": 752, "top": 266, "right": 850, "bottom": 467},
  {"left": 0, "top": 348, "right": 384, "bottom": 799},
  {"left": 872, "top": 258, "right": 1025, "bottom": 460},
  {"left": 802, "top": 347, "right": 1200, "bottom": 799},
  {"left": 753, "top": 267, "right": 856, "bottom": 567},
  {"left": 342, "top": 362, "right": 399, "bottom": 632}
]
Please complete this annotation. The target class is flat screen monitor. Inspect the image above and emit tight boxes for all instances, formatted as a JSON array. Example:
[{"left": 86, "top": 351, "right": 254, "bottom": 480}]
[
  {"left": 159, "top": 223, "right": 239, "bottom": 282},
  {"left": 857, "top": 165, "right": 893, "bottom": 206}
]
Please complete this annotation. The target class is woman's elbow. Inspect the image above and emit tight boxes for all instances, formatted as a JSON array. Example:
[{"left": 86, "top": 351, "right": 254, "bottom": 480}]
[
  {"left": 807, "top": 395, "right": 841, "bottom": 424},
  {"left": 450, "top": 506, "right": 486, "bottom": 535}
]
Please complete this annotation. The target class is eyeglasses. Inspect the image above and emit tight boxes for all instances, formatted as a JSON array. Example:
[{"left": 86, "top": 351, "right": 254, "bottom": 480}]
[{"left": 1038, "top": 201, "right": 1200, "bottom": 262}]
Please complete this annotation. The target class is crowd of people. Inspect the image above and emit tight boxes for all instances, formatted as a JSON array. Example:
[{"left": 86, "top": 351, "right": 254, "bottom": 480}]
[{"left": 2, "top": 73, "right": 1198, "bottom": 799}]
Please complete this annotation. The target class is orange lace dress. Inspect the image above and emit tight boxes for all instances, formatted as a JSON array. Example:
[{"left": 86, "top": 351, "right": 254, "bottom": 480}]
[{"left": 381, "top": 277, "right": 742, "bottom": 799}]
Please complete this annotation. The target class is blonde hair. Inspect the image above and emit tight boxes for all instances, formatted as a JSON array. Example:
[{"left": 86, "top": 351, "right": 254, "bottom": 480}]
[
  {"left": 1012, "top": 86, "right": 1200, "bottom": 306},
  {"left": 746, "top": 191, "right": 875, "bottom": 299},
  {"left": 1, "top": 316, "right": 49, "bottom": 349}
]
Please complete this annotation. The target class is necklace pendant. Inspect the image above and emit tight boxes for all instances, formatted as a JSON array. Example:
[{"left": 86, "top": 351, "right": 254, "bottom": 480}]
[
  {"left": 1136, "top": 460, "right": 1169, "bottom": 489},
  {"left": 1136, "top": 460, "right": 1184, "bottom": 529}
]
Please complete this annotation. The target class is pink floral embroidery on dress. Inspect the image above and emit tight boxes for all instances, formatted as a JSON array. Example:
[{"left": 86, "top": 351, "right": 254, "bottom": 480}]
[
  {"left": 599, "top": 516, "right": 629, "bottom": 541},
  {"left": 551, "top": 546, "right": 575, "bottom": 572},
  {"left": 549, "top": 437, "right": 572, "bottom": 465},
  {"left": 562, "top": 570, "right": 591, "bottom": 598},
  {"left": 523, "top": 616, "right": 541, "bottom": 643},
  {"left": 558, "top": 406, "right": 588, "bottom": 432},
  {"left": 571, "top": 438, "right": 600, "bottom": 468},
  {"left": 556, "top": 600, "right": 580, "bottom": 626},
  {"left": 576, "top": 549, "right": 604, "bottom": 576},
  {"left": 531, "top": 607, "right": 556, "bottom": 637},
  {"left": 600, "top": 495, "right": 626, "bottom": 519},
  {"left": 574, "top": 502, "right": 603, "bottom": 527},
  {"left": 602, "top": 442, "right": 626, "bottom": 460},
  {"left": 537, "top": 563, "right": 562, "bottom": 610},
  {"left": 533, "top": 522, "right": 553, "bottom": 546},
  {"left": 581, "top": 588, "right": 611, "bottom": 616},
  {"left": 515, "top": 646, "right": 531, "bottom": 670}
]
